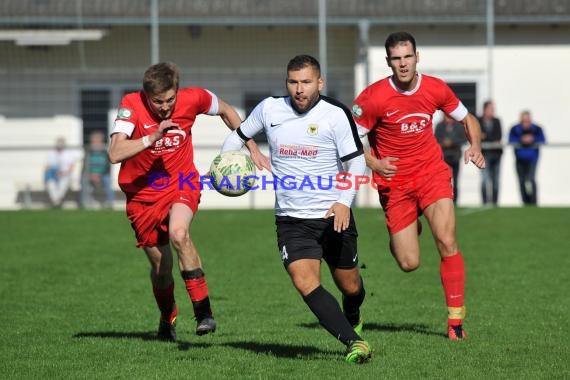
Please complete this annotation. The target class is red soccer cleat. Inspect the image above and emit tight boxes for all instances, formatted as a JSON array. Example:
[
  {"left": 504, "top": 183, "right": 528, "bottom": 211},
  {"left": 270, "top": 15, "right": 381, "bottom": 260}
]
[{"left": 448, "top": 324, "right": 467, "bottom": 340}]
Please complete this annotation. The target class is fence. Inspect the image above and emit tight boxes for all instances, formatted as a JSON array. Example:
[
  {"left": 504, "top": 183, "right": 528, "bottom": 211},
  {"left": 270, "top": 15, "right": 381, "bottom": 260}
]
[{"left": 2, "top": 139, "right": 569, "bottom": 210}]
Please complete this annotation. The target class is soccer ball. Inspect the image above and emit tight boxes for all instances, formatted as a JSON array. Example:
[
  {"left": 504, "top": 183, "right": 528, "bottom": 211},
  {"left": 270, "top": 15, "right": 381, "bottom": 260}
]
[{"left": 209, "top": 151, "right": 256, "bottom": 197}]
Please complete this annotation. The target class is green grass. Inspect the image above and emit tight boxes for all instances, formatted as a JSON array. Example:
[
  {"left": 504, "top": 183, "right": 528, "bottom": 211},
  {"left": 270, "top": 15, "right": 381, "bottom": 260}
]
[{"left": 1, "top": 208, "right": 568, "bottom": 379}]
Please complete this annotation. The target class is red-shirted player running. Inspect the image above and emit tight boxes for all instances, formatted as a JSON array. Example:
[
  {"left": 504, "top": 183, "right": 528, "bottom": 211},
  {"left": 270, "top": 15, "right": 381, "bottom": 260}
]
[
  {"left": 351, "top": 32, "right": 485, "bottom": 340},
  {"left": 108, "top": 62, "right": 264, "bottom": 341}
]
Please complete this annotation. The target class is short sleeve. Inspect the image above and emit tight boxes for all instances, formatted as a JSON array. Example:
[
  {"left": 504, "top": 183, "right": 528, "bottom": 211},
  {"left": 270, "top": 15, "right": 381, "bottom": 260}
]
[
  {"left": 351, "top": 86, "right": 378, "bottom": 137},
  {"left": 239, "top": 98, "right": 268, "bottom": 139},
  {"left": 111, "top": 96, "right": 137, "bottom": 137}
]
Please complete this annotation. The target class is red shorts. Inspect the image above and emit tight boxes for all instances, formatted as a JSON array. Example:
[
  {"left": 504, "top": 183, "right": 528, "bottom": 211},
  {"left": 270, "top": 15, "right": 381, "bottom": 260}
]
[
  {"left": 378, "top": 161, "right": 453, "bottom": 234},
  {"left": 126, "top": 189, "right": 201, "bottom": 248}
]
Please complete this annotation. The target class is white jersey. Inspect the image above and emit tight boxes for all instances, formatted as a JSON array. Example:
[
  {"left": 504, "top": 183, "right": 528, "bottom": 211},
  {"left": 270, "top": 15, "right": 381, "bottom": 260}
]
[{"left": 239, "top": 96, "right": 363, "bottom": 218}]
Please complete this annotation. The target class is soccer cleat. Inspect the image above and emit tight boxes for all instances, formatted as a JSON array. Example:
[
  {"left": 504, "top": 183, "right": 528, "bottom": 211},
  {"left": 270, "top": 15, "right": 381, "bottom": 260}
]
[
  {"left": 345, "top": 340, "right": 372, "bottom": 364},
  {"left": 157, "top": 317, "right": 177, "bottom": 342},
  {"left": 196, "top": 316, "right": 217, "bottom": 336},
  {"left": 448, "top": 324, "right": 467, "bottom": 340},
  {"left": 353, "top": 318, "right": 364, "bottom": 337}
]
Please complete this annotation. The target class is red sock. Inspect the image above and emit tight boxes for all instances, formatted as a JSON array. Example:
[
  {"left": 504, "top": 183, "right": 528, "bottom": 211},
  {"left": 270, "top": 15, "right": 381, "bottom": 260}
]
[
  {"left": 184, "top": 276, "right": 209, "bottom": 302},
  {"left": 440, "top": 251, "right": 466, "bottom": 326},
  {"left": 182, "top": 269, "right": 212, "bottom": 318},
  {"left": 152, "top": 282, "right": 177, "bottom": 323}
]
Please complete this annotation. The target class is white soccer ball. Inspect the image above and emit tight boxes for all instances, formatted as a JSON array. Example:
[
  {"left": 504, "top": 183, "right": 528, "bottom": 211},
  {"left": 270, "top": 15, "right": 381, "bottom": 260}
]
[{"left": 210, "top": 151, "right": 256, "bottom": 197}]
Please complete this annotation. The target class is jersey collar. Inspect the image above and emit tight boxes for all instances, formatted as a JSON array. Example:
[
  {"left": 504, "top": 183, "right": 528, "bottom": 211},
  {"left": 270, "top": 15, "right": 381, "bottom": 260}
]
[{"left": 389, "top": 72, "right": 422, "bottom": 96}]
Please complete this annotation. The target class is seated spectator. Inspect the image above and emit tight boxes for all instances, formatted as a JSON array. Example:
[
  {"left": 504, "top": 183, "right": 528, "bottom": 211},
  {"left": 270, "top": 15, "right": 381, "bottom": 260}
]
[
  {"left": 44, "top": 137, "right": 78, "bottom": 208},
  {"left": 80, "top": 130, "right": 114, "bottom": 209}
]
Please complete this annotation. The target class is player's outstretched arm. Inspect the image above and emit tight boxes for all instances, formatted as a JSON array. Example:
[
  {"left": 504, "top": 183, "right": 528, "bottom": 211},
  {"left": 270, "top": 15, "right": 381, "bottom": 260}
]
[
  {"left": 461, "top": 113, "right": 486, "bottom": 169},
  {"left": 245, "top": 140, "right": 270, "bottom": 171},
  {"left": 221, "top": 129, "right": 270, "bottom": 171},
  {"left": 108, "top": 120, "right": 178, "bottom": 164},
  {"left": 217, "top": 99, "right": 242, "bottom": 130}
]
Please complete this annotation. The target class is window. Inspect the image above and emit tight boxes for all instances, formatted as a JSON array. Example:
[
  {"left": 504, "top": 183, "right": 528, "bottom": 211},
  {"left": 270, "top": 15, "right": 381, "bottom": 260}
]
[
  {"left": 81, "top": 89, "right": 110, "bottom": 145},
  {"left": 448, "top": 82, "right": 477, "bottom": 115}
]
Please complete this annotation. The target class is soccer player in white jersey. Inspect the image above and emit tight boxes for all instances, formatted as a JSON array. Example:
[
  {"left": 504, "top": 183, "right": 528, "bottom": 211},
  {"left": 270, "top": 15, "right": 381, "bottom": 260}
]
[{"left": 221, "top": 55, "right": 371, "bottom": 364}]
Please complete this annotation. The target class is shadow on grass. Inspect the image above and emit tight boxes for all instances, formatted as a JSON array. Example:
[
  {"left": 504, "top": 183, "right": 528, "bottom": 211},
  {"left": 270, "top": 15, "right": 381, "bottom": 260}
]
[
  {"left": 72, "top": 331, "right": 212, "bottom": 351},
  {"left": 221, "top": 341, "right": 336, "bottom": 359},
  {"left": 298, "top": 321, "right": 447, "bottom": 338}
]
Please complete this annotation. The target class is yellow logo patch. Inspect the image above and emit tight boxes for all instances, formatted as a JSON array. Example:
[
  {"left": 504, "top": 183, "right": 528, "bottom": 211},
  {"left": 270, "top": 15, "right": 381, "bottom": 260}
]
[{"left": 307, "top": 124, "right": 319, "bottom": 136}]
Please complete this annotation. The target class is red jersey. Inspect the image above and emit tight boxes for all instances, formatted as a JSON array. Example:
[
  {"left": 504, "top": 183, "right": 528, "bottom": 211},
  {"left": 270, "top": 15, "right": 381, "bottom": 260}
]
[
  {"left": 112, "top": 87, "right": 217, "bottom": 202},
  {"left": 352, "top": 73, "right": 467, "bottom": 178}
]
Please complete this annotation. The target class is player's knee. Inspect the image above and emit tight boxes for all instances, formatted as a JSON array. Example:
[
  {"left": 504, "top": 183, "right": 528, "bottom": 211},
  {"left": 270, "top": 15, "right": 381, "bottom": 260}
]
[
  {"left": 151, "top": 268, "right": 173, "bottom": 286},
  {"left": 435, "top": 235, "right": 458, "bottom": 255},
  {"left": 340, "top": 277, "right": 361, "bottom": 295},
  {"left": 398, "top": 258, "right": 420, "bottom": 272},
  {"left": 342, "top": 284, "right": 361, "bottom": 296},
  {"left": 169, "top": 226, "right": 189, "bottom": 247},
  {"left": 291, "top": 277, "right": 320, "bottom": 297}
]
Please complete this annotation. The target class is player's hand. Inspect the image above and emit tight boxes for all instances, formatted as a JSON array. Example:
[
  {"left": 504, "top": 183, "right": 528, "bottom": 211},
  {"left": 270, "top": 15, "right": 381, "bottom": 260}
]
[
  {"left": 325, "top": 202, "right": 351, "bottom": 233},
  {"left": 464, "top": 147, "right": 486, "bottom": 168},
  {"left": 154, "top": 119, "right": 179, "bottom": 139},
  {"left": 373, "top": 156, "right": 399, "bottom": 179},
  {"left": 249, "top": 146, "right": 271, "bottom": 171}
]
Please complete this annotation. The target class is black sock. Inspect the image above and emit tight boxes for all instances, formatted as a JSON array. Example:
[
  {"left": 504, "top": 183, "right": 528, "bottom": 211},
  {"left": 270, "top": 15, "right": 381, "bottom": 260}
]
[
  {"left": 303, "top": 285, "right": 360, "bottom": 345},
  {"left": 181, "top": 269, "right": 212, "bottom": 319},
  {"left": 342, "top": 277, "right": 366, "bottom": 326},
  {"left": 192, "top": 297, "right": 212, "bottom": 320}
]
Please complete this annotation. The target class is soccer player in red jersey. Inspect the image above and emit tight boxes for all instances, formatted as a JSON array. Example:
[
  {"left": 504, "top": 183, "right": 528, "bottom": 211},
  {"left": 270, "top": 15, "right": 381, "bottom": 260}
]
[
  {"left": 351, "top": 32, "right": 486, "bottom": 339},
  {"left": 108, "top": 62, "right": 264, "bottom": 341}
]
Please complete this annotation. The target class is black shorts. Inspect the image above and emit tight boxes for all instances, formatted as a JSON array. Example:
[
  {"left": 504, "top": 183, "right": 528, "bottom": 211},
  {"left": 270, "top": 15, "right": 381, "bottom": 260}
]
[{"left": 275, "top": 211, "right": 359, "bottom": 269}]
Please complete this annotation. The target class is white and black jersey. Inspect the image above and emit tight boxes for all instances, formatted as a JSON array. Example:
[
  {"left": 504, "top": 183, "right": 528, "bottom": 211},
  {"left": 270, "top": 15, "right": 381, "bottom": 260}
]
[{"left": 233, "top": 95, "right": 364, "bottom": 218}]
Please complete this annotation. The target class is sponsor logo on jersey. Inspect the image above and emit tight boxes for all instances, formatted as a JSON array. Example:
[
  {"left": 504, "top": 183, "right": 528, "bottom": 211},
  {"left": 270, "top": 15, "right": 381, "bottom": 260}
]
[
  {"left": 386, "top": 109, "right": 399, "bottom": 117},
  {"left": 270, "top": 122, "right": 281, "bottom": 128},
  {"left": 144, "top": 123, "right": 157, "bottom": 129},
  {"left": 150, "top": 129, "right": 187, "bottom": 154},
  {"left": 307, "top": 124, "right": 319, "bottom": 136},
  {"left": 117, "top": 108, "right": 132, "bottom": 119},
  {"left": 351, "top": 104, "right": 363, "bottom": 118},
  {"left": 278, "top": 144, "right": 318, "bottom": 159},
  {"left": 396, "top": 113, "right": 431, "bottom": 134}
]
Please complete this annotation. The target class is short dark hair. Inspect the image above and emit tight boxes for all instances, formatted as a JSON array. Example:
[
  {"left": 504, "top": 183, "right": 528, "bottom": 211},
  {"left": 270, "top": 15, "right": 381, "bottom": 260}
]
[
  {"left": 483, "top": 100, "right": 494, "bottom": 110},
  {"left": 286, "top": 55, "right": 321, "bottom": 76},
  {"left": 143, "top": 62, "right": 180, "bottom": 95},
  {"left": 385, "top": 32, "right": 417, "bottom": 56}
]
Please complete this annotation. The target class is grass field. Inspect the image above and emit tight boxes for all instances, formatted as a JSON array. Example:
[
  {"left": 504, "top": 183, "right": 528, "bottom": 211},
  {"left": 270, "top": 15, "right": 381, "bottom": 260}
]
[{"left": 1, "top": 207, "right": 568, "bottom": 379}]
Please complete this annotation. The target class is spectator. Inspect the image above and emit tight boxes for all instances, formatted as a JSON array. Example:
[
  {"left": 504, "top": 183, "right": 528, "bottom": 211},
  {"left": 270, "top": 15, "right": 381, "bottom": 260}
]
[
  {"left": 44, "top": 137, "right": 78, "bottom": 208},
  {"left": 477, "top": 100, "right": 503, "bottom": 206},
  {"left": 80, "top": 130, "right": 114, "bottom": 209},
  {"left": 508, "top": 110, "right": 546, "bottom": 206},
  {"left": 434, "top": 113, "right": 467, "bottom": 204}
]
